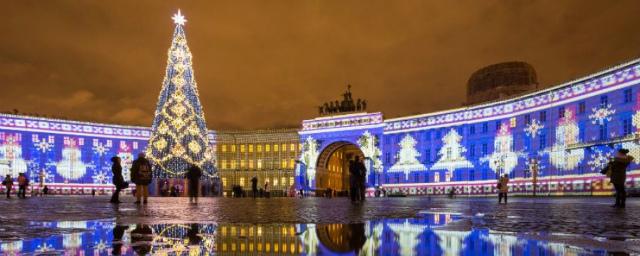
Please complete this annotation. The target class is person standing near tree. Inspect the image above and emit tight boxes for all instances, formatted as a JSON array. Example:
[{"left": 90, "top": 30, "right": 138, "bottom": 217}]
[
  {"left": 2, "top": 175, "right": 12, "bottom": 199},
  {"left": 131, "top": 153, "right": 153, "bottom": 204},
  {"left": 187, "top": 164, "right": 202, "bottom": 204},
  {"left": 110, "top": 156, "right": 128, "bottom": 204}
]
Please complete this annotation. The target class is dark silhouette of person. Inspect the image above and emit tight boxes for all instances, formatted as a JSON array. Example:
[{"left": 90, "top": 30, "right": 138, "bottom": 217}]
[
  {"left": 187, "top": 164, "right": 202, "bottom": 204},
  {"left": 251, "top": 176, "right": 258, "bottom": 198},
  {"left": 131, "top": 224, "right": 153, "bottom": 255},
  {"left": 17, "top": 173, "right": 28, "bottom": 198},
  {"left": 186, "top": 224, "right": 202, "bottom": 246},
  {"left": 348, "top": 223, "right": 366, "bottom": 254},
  {"left": 131, "top": 153, "right": 153, "bottom": 204},
  {"left": 349, "top": 156, "right": 366, "bottom": 202},
  {"left": 602, "top": 148, "right": 634, "bottom": 208},
  {"left": 111, "top": 225, "right": 128, "bottom": 255},
  {"left": 110, "top": 156, "right": 127, "bottom": 203}
]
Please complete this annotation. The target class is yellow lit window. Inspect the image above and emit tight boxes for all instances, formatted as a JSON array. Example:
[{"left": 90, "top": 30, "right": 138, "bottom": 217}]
[
  {"left": 232, "top": 243, "right": 236, "bottom": 251},
  {"left": 266, "top": 243, "right": 270, "bottom": 252},
  {"left": 281, "top": 144, "right": 287, "bottom": 151},
  {"left": 510, "top": 117, "right": 517, "bottom": 128},
  {"left": 257, "top": 159, "right": 263, "bottom": 169},
  {"left": 249, "top": 144, "right": 254, "bottom": 152},
  {"left": 221, "top": 160, "right": 227, "bottom": 169},
  {"left": 281, "top": 160, "right": 287, "bottom": 168},
  {"left": 222, "top": 178, "right": 227, "bottom": 187},
  {"left": 257, "top": 145, "right": 262, "bottom": 152},
  {"left": 257, "top": 243, "right": 262, "bottom": 251},
  {"left": 241, "top": 243, "right": 246, "bottom": 252},
  {"left": 222, "top": 243, "right": 227, "bottom": 251},
  {"left": 291, "top": 244, "right": 295, "bottom": 253},
  {"left": 249, "top": 160, "right": 254, "bottom": 169},
  {"left": 274, "top": 243, "right": 279, "bottom": 253},
  {"left": 289, "top": 177, "right": 294, "bottom": 186},
  {"left": 290, "top": 143, "right": 295, "bottom": 151},
  {"left": 222, "top": 144, "right": 227, "bottom": 152},
  {"left": 274, "top": 144, "right": 279, "bottom": 152},
  {"left": 240, "top": 160, "right": 246, "bottom": 168},
  {"left": 281, "top": 177, "right": 286, "bottom": 187},
  {"left": 240, "top": 177, "right": 245, "bottom": 186},
  {"left": 241, "top": 144, "right": 246, "bottom": 152},
  {"left": 249, "top": 243, "right": 254, "bottom": 251},
  {"left": 266, "top": 144, "right": 270, "bottom": 152},
  {"left": 289, "top": 159, "right": 295, "bottom": 168},
  {"left": 273, "top": 178, "right": 279, "bottom": 187},
  {"left": 231, "top": 160, "right": 237, "bottom": 169},
  {"left": 231, "top": 144, "right": 236, "bottom": 152}
]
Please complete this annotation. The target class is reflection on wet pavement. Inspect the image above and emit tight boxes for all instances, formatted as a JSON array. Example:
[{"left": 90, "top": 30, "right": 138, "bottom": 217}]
[{"left": 0, "top": 213, "right": 628, "bottom": 255}]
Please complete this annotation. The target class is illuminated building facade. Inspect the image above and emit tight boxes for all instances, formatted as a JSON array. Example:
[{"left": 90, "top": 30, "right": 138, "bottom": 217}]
[
  {"left": 2, "top": 58, "right": 640, "bottom": 196},
  {"left": 214, "top": 129, "right": 300, "bottom": 196},
  {"left": 297, "top": 58, "right": 640, "bottom": 196}
]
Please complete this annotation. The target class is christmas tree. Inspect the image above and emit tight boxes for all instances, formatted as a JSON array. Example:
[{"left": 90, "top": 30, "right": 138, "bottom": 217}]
[
  {"left": 431, "top": 129, "right": 473, "bottom": 181},
  {"left": 147, "top": 10, "right": 214, "bottom": 178},
  {"left": 388, "top": 134, "right": 427, "bottom": 179}
]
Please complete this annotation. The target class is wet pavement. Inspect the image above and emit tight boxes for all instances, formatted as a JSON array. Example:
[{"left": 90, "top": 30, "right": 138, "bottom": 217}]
[{"left": 1, "top": 195, "right": 639, "bottom": 255}]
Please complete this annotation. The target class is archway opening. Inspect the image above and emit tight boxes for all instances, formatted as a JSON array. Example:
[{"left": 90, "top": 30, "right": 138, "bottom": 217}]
[{"left": 315, "top": 142, "right": 363, "bottom": 196}]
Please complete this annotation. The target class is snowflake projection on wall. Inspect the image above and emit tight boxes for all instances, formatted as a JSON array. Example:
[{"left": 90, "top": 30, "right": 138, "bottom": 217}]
[
  {"left": 93, "top": 239, "right": 108, "bottom": 254},
  {"left": 358, "top": 131, "right": 383, "bottom": 174},
  {"left": 524, "top": 119, "right": 544, "bottom": 138},
  {"left": 91, "top": 169, "right": 110, "bottom": 184},
  {"left": 587, "top": 148, "right": 613, "bottom": 171},
  {"left": 388, "top": 134, "right": 428, "bottom": 179},
  {"left": 298, "top": 137, "right": 320, "bottom": 183},
  {"left": 92, "top": 139, "right": 112, "bottom": 157},
  {"left": 36, "top": 243, "right": 54, "bottom": 253},
  {"left": 33, "top": 135, "right": 53, "bottom": 153},
  {"left": 431, "top": 129, "right": 473, "bottom": 181},
  {"left": 547, "top": 109, "right": 584, "bottom": 170},
  {"left": 589, "top": 104, "right": 616, "bottom": 125},
  {"left": 482, "top": 123, "right": 520, "bottom": 175},
  {"left": 28, "top": 163, "right": 55, "bottom": 184}
]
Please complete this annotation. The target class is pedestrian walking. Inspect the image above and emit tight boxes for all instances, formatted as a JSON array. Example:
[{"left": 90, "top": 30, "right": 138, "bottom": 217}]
[
  {"left": 601, "top": 148, "right": 634, "bottom": 208},
  {"left": 498, "top": 174, "right": 509, "bottom": 204},
  {"left": 2, "top": 175, "right": 12, "bottom": 199},
  {"left": 264, "top": 181, "right": 270, "bottom": 198},
  {"left": 251, "top": 176, "right": 258, "bottom": 198},
  {"left": 110, "top": 156, "right": 128, "bottom": 204},
  {"left": 130, "top": 153, "right": 153, "bottom": 204},
  {"left": 17, "top": 173, "right": 28, "bottom": 198},
  {"left": 187, "top": 164, "right": 202, "bottom": 204}
]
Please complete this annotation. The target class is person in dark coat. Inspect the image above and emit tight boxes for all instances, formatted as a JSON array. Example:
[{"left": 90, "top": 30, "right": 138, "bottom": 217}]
[
  {"left": 131, "top": 224, "right": 153, "bottom": 255},
  {"left": 111, "top": 224, "right": 128, "bottom": 255},
  {"left": 602, "top": 148, "right": 634, "bottom": 208},
  {"left": 2, "top": 175, "right": 12, "bottom": 199},
  {"left": 349, "top": 156, "right": 366, "bottom": 202},
  {"left": 130, "top": 153, "right": 153, "bottom": 204},
  {"left": 187, "top": 164, "right": 202, "bottom": 203},
  {"left": 251, "top": 176, "right": 258, "bottom": 198},
  {"left": 110, "top": 156, "right": 127, "bottom": 203}
]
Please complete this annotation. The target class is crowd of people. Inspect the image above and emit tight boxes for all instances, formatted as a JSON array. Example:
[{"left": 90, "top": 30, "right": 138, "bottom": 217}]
[{"left": 1, "top": 148, "right": 636, "bottom": 210}]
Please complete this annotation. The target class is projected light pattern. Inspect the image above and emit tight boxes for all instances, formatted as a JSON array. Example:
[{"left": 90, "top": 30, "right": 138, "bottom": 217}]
[{"left": 297, "top": 58, "right": 640, "bottom": 195}]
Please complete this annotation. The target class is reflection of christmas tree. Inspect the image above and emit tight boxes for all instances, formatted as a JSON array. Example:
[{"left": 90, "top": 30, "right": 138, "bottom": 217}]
[
  {"left": 147, "top": 10, "right": 214, "bottom": 178},
  {"left": 547, "top": 109, "right": 584, "bottom": 170},
  {"left": 389, "top": 134, "right": 427, "bottom": 179},
  {"left": 431, "top": 129, "right": 473, "bottom": 181}
]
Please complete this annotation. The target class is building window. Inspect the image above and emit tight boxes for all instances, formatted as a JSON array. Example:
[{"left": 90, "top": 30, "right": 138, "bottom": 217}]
[
  {"left": 274, "top": 144, "right": 279, "bottom": 152},
  {"left": 249, "top": 144, "right": 254, "bottom": 152},
  {"left": 469, "top": 144, "right": 475, "bottom": 158},
  {"left": 539, "top": 111, "right": 546, "bottom": 122},
  {"left": 257, "top": 144, "right": 262, "bottom": 152},
  {"left": 469, "top": 169, "right": 475, "bottom": 181},
  {"left": 600, "top": 123, "right": 608, "bottom": 140},
  {"left": 290, "top": 159, "right": 295, "bottom": 168},
  {"left": 240, "top": 144, "right": 246, "bottom": 153},
  {"left": 257, "top": 159, "right": 263, "bottom": 169},
  {"left": 524, "top": 114, "right": 531, "bottom": 125},
  {"left": 539, "top": 133, "right": 546, "bottom": 150},
  {"left": 221, "top": 160, "right": 227, "bottom": 169},
  {"left": 624, "top": 118, "right": 633, "bottom": 136},
  {"left": 482, "top": 143, "right": 488, "bottom": 156},
  {"left": 495, "top": 121, "right": 501, "bottom": 130},
  {"left": 558, "top": 106, "right": 565, "bottom": 118},
  {"left": 482, "top": 123, "right": 488, "bottom": 133},
  {"left": 265, "top": 144, "right": 270, "bottom": 152},
  {"left": 414, "top": 173, "right": 419, "bottom": 182},
  {"left": 469, "top": 125, "right": 475, "bottom": 135},
  {"left": 290, "top": 143, "right": 296, "bottom": 151},
  {"left": 601, "top": 95, "right": 608, "bottom": 106},
  {"left": 579, "top": 102, "right": 586, "bottom": 114},
  {"left": 385, "top": 153, "right": 391, "bottom": 164},
  {"left": 231, "top": 144, "right": 236, "bottom": 152},
  {"left": 425, "top": 149, "right": 431, "bottom": 164},
  {"left": 249, "top": 160, "right": 254, "bottom": 169},
  {"left": 222, "top": 144, "right": 227, "bottom": 152},
  {"left": 625, "top": 89, "right": 633, "bottom": 103}
]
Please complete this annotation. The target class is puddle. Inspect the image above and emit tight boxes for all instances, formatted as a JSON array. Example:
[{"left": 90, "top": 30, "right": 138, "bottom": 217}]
[{"left": 0, "top": 213, "right": 629, "bottom": 255}]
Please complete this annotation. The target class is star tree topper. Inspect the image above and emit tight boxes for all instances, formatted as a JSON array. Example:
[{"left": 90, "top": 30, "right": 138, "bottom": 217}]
[{"left": 172, "top": 10, "right": 187, "bottom": 26}]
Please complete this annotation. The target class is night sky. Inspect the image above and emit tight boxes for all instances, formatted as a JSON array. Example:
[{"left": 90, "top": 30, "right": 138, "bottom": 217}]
[{"left": 2, "top": 1, "right": 640, "bottom": 129}]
